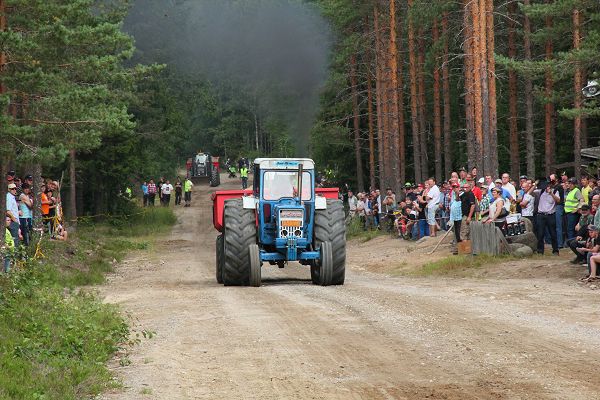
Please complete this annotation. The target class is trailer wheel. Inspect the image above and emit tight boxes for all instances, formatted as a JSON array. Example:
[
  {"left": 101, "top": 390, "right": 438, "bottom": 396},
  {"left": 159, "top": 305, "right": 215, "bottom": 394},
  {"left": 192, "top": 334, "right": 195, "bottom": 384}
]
[
  {"left": 248, "top": 244, "right": 261, "bottom": 287},
  {"left": 314, "top": 199, "right": 346, "bottom": 285},
  {"left": 216, "top": 234, "right": 224, "bottom": 284},
  {"left": 210, "top": 167, "right": 219, "bottom": 187},
  {"left": 222, "top": 199, "right": 256, "bottom": 285}
]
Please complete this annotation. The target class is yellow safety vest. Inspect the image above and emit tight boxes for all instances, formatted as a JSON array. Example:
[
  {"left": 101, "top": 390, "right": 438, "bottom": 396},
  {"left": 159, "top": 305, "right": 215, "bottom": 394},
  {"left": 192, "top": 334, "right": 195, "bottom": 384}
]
[
  {"left": 240, "top": 168, "right": 248, "bottom": 178},
  {"left": 564, "top": 188, "right": 581, "bottom": 213}
]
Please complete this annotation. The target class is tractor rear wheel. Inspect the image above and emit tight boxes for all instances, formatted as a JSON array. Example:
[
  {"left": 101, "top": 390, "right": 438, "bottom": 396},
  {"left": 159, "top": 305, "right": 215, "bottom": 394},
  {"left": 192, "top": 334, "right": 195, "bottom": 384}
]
[
  {"left": 210, "top": 167, "right": 219, "bottom": 187},
  {"left": 222, "top": 199, "right": 256, "bottom": 285},
  {"left": 216, "top": 234, "right": 224, "bottom": 284},
  {"left": 313, "top": 199, "right": 346, "bottom": 285},
  {"left": 248, "top": 244, "right": 261, "bottom": 287}
]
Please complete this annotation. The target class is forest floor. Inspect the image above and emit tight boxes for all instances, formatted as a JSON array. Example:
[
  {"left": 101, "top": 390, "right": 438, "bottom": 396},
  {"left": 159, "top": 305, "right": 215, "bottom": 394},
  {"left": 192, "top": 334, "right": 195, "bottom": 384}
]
[{"left": 99, "top": 176, "right": 600, "bottom": 400}]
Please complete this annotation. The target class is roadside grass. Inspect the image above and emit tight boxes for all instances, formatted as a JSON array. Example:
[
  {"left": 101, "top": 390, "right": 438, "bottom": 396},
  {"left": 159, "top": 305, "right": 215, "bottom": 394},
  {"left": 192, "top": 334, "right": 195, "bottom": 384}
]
[
  {"left": 347, "top": 218, "right": 386, "bottom": 242},
  {"left": 411, "top": 254, "right": 518, "bottom": 277},
  {"left": 0, "top": 206, "right": 176, "bottom": 400}
]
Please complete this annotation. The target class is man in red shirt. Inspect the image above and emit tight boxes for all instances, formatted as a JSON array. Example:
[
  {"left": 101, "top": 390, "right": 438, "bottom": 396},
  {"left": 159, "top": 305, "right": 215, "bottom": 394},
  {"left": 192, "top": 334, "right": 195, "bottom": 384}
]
[{"left": 471, "top": 177, "right": 483, "bottom": 201}]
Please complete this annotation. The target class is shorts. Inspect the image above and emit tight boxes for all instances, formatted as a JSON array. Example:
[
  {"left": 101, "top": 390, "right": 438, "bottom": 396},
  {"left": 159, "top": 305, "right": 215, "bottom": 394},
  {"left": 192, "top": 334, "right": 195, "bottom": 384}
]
[{"left": 427, "top": 205, "right": 438, "bottom": 225}]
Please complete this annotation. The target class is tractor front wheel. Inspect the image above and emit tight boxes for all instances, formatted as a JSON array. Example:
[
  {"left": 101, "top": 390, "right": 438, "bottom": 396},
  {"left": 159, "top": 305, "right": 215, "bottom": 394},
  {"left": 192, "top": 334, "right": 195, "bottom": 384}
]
[
  {"left": 312, "top": 241, "right": 333, "bottom": 286},
  {"left": 222, "top": 199, "right": 256, "bottom": 285},
  {"left": 248, "top": 244, "right": 261, "bottom": 287},
  {"left": 314, "top": 200, "right": 346, "bottom": 285}
]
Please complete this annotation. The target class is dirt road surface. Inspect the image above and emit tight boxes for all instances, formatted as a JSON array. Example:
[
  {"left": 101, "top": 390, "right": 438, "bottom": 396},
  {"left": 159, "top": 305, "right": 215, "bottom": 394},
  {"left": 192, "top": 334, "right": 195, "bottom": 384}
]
[{"left": 100, "top": 178, "right": 600, "bottom": 400}]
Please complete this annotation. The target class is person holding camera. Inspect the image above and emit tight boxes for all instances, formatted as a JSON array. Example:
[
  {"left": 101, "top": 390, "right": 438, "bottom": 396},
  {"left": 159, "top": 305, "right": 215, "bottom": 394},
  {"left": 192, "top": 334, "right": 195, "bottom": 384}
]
[{"left": 535, "top": 180, "right": 561, "bottom": 255}]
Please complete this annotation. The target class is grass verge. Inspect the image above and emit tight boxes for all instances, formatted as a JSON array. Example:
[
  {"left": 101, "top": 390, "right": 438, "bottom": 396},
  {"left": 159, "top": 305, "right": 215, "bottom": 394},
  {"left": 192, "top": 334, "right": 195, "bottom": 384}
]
[
  {"left": 413, "top": 254, "right": 518, "bottom": 277},
  {"left": 347, "top": 217, "right": 386, "bottom": 242},
  {"left": 0, "top": 206, "right": 176, "bottom": 400}
]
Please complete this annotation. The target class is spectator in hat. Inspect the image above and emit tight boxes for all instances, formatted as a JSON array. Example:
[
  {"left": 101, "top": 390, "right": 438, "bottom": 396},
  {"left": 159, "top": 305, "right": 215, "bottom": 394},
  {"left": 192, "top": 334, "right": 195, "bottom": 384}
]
[
  {"left": 5, "top": 170, "right": 15, "bottom": 184},
  {"left": 494, "top": 179, "right": 511, "bottom": 200},
  {"left": 564, "top": 177, "right": 584, "bottom": 242},
  {"left": 6, "top": 183, "right": 20, "bottom": 248}
]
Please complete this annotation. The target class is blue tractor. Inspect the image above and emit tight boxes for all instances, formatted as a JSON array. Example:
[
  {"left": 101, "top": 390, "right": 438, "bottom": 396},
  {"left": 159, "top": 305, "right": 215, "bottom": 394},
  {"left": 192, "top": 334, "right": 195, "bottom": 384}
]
[{"left": 214, "top": 158, "right": 346, "bottom": 287}]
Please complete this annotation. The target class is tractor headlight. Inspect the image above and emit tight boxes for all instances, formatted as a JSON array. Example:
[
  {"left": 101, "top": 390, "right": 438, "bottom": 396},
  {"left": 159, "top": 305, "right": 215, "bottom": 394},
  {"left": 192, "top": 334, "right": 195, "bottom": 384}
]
[{"left": 583, "top": 80, "right": 600, "bottom": 98}]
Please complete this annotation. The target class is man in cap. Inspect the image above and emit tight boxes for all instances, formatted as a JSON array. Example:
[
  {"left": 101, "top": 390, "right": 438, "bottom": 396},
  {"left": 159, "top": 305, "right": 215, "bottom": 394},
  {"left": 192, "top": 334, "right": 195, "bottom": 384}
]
[
  {"left": 569, "top": 224, "right": 600, "bottom": 264},
  {"left": 5, "top": 183, "right": 20, "bottom": 248}
]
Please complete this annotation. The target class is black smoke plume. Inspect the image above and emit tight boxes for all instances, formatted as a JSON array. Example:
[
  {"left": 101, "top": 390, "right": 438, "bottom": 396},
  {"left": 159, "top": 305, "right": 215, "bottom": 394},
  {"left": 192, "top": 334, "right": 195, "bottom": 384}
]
[{"left": 124, "top": 0, "right": 332, "bottom": 155}]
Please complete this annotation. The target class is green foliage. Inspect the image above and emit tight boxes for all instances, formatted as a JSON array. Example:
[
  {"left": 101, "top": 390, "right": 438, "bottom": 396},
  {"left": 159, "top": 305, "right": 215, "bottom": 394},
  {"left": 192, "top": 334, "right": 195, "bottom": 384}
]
[{"left": 416, "top": 254, "right": 517, "bottom": 276}]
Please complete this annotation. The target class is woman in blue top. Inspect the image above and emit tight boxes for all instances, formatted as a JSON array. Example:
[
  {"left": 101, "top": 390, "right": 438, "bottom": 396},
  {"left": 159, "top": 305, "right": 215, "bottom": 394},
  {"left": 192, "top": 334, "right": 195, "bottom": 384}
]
[
  {"left": 19, "top": 183, "right": 33, "bottom": 246},
  {"left": 449, "top": 183, "right": 463, "bottom": 255}
]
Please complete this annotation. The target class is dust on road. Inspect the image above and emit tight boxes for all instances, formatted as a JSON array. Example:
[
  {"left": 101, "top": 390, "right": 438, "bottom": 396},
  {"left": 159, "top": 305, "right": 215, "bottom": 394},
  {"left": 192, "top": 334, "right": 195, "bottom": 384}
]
[{"left": 100, "top": 177, "right": 600, "bottom": 400}]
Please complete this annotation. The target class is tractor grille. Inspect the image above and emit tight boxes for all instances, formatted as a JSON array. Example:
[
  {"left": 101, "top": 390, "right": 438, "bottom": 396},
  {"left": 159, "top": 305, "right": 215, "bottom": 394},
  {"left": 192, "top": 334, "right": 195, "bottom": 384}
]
[{"left": 279, "top": 209, "right": 304, "bottom": 238}]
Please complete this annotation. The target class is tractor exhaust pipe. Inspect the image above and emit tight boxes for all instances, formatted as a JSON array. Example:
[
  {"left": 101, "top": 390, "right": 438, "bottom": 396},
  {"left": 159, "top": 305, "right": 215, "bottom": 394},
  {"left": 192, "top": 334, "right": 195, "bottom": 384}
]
[{"left": 297, "top": 163, "right": 303, "bottom": 202}]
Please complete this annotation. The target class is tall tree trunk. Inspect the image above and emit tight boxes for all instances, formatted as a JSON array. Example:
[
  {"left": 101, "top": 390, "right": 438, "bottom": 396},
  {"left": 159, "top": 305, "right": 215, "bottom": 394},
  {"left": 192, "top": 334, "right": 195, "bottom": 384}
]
[
  {"left": 388, "top": 0, "right": 401, "bottom": 191},
  {"left": 523, "top": 0, "right": 535, "bottom": 179},
  {"left": 350, "top": 54, "right": 365, "bottom": 192},
  {"left": 432, "top": 19, "right": 443, "bottom": 183},
  {"left": 573, "top": 8, "right": 582, "bottom": 181},
  {"left": 485, "top": 0, "right": 498, "bottom": 177},
  {"left": 508, "top": 0, "right": 519, "bottom": 179},
  {"left": 374, "top": 5, "right": 386, "bottom": 191},
  {"left": 417, "top": 32, "right": 428, "bottom": 179},
  {"left": 442, "top": 12, "right": 452, "bottom": 178},
  {"left": 544, "top": 3, "right": 555, "bottom": 176},
  {"left": 463, "top": 1, "right": 476, "bottom": 171},
  {"left": 470, "top": 0, "right": 484, "bottom": 171},
  {"left": 0, "top": 0, "right": 6, "bottom": 216},
  {"left": 396, "top": 4, "right": 406, "bottom": 185},
  {"left": 367, "top": 61, "right": 376, "bottom": 191},
  {"left": 68, "top": 149, "right": 77, "bottom": 227},
  {"left": 407, "top": 0, "right": 421, "bottom": 183}
]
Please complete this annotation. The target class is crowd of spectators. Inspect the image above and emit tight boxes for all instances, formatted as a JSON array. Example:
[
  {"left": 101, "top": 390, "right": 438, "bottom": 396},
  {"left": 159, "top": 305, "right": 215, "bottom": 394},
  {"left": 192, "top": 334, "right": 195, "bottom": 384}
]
[
  {"left": 140, "top": 176, "right": 193, "bottom": 208},
  {"left": 345, "top": 167, "right": 600, "bottom": 282},
  {"left": 3, "top": 170, "right": 66, "bottom": 273}
]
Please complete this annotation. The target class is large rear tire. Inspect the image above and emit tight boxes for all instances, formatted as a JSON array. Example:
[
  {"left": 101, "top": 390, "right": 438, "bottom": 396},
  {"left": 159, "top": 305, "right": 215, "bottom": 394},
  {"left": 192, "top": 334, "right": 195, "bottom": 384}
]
[
  {"left": 210, "top": 167, "right": 219, "bottom": 187},
  {"left": 222, "top": 199, "right": 256, "bottom": 285},
  {"left": 216, "top": 234, "right": 224, "bottom": 284},
  {"left": 314, "top": 199, "right": 346, "bottom": 285},
  {"left": 248, "top": 244, "right": 261, "bottom": 287}
]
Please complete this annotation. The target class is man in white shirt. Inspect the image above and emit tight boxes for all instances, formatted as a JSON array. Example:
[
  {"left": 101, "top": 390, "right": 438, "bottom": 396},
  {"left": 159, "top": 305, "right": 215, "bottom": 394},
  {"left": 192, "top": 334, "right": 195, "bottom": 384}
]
[
  {"left": 161, "top": 180, "right": 174, "bottom": 206},
  {"left": 347, "top": 190, "right": 358, "bottom": 218},
  {"left": 426, "top": 178, "right": 441, "bottom": 237},
  {"left": 501, "top": 173, "right": 516, "bottom": 201},
  {"left": 6, "top": 183, "right": 20, "bottom": 247}
]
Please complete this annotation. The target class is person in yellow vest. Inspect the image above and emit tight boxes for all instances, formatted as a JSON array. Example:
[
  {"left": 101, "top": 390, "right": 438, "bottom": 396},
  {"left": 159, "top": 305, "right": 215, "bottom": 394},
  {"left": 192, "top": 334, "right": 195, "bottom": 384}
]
[
  {"left": 240, "top": 165, "right": 249, "bottom": 189},
  {"left": 184, "top": 177, "right": 194, "bottom": 207},
  {"left": 3, "top": 216, "right": 15, "bottom": 273},
  {"left": 581, "top": 175, "right": 592, "bottom": 204},
  {"left": 565, "top": 177, "right": 585, "bottom": 242}
]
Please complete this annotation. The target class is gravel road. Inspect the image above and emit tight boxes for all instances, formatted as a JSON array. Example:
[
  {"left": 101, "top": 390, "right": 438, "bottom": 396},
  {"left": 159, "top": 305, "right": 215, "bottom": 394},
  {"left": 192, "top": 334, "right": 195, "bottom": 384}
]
[{"left": 100, "top": 178, "right": 600, "bottom": 400}]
